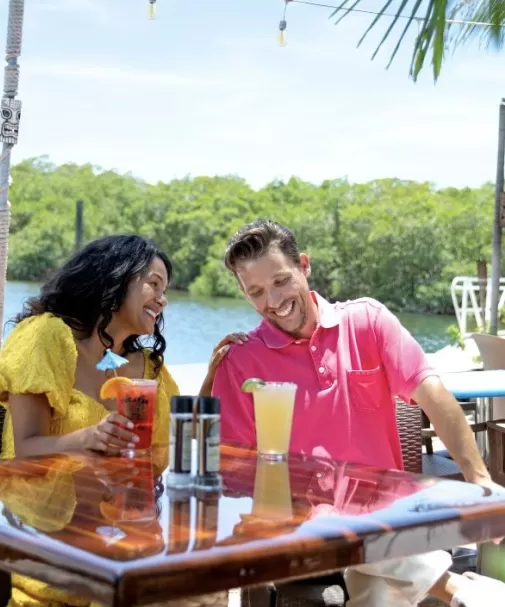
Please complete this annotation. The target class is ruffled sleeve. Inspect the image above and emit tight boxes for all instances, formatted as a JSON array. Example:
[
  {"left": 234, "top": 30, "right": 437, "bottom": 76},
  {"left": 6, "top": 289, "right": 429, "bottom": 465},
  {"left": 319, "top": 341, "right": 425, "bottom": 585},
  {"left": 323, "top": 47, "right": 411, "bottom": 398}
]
[{"left": 0, "top": 313, "right": 76, "bottom": 418}]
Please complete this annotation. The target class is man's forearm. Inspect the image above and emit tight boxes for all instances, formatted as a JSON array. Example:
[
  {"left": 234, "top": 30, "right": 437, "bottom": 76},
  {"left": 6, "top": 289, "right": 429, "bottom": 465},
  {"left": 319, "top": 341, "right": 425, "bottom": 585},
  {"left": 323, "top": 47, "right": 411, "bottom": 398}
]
[
  {"left": 425, "top": 399, "right": 489, "bottom": 483},
  {"left": 413, "top": 376, "right": 490, "bottom": 483}
]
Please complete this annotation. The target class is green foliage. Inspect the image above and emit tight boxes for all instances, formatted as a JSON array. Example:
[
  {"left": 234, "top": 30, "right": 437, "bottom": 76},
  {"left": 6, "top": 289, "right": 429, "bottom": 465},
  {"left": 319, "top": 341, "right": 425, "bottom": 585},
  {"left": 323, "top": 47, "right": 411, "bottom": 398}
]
[
  {"left": 7, "top": 158, "right": 498, "bottom": 314},
  {"left": 446, "top": 323, "right": 465, "bottom": 350}
]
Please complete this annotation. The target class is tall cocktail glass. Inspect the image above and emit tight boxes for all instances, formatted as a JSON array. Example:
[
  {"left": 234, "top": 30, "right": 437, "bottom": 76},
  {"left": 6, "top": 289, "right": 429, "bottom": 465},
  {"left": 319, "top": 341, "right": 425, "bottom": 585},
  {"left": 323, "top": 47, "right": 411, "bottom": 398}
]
[
  {"left": 253, "top": 382, "right": 296, "bottom": 460},
  {"left": 116, "top": 379, "right": 157, "bottom": 455}
]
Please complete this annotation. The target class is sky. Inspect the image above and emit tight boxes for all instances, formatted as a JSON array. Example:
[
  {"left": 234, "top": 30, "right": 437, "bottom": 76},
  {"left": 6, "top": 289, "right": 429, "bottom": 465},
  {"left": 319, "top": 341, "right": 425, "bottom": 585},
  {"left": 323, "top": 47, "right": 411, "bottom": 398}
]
[{"left": 2, "top": 0, "right": 505, "bottom": 189}]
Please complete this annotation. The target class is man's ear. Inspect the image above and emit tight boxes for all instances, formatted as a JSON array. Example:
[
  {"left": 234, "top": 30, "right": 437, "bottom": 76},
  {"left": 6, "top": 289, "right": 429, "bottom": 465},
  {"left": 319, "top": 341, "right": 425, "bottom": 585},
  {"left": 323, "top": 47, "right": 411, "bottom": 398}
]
[{"left": 300, "top": 253, "right": 311, "bottom": 279}]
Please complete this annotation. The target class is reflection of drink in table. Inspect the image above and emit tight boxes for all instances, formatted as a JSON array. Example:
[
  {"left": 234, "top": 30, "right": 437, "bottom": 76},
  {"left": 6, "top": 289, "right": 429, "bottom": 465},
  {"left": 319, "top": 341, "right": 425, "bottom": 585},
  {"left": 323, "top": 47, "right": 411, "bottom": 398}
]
[
  {"left": 253, "top": 458, "right": 292, "bottom": 521},
  {"left": 253, "top": 382, "right": 297, "bottom": 460},
  {"left": 116, "top": 379, "right": 157, "bottom": 453},
  {"left": 100, "top": 458, "right": 157, "bottom": 524}
]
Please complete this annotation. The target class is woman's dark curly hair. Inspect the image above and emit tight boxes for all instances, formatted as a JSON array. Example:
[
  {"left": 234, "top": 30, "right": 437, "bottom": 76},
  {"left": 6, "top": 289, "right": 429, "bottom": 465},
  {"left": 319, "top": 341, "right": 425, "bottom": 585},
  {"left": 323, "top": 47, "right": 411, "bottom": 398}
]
[{"left": 15, "top": 235, "right": 172, "bottom": 375}]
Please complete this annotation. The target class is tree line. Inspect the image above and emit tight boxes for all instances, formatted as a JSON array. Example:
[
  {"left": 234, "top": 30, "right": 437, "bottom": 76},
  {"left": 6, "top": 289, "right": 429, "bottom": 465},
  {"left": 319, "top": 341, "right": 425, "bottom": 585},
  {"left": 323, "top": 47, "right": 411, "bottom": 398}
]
[{"left": 7, "top": 157, "right": 494, "bottom": 314}]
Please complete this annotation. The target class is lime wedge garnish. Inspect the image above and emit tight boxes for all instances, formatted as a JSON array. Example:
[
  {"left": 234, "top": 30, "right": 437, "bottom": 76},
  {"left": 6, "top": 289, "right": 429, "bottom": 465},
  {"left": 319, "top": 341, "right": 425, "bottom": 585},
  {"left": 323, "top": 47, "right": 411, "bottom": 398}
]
[{"left": 241, "top": 378, "right": 266, "bottom": 392}]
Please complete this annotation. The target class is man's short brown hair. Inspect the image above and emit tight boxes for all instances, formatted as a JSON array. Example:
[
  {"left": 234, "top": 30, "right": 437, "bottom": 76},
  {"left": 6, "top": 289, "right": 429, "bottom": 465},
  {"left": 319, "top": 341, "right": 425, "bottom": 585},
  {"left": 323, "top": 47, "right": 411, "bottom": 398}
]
[{"left": 224, "top": 219, "right": 300, "bottom": 272}]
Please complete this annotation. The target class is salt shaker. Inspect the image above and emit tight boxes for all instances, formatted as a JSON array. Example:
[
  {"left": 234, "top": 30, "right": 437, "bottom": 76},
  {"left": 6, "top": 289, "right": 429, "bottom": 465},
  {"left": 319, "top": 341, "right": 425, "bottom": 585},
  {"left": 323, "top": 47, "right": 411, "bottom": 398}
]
[{"left": 194, "top": 395, "right": 222, "bottom": 491}]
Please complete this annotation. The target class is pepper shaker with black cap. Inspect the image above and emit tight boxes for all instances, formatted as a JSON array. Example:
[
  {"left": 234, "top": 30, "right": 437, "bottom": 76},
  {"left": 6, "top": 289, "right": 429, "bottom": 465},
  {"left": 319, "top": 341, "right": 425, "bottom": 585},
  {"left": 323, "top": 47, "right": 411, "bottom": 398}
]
[
  {"left": 195, "top": 395, "right": 222, "bottom": 491},
  {"left": 168, "top": 395, "right": 194, "bottom": 488}
]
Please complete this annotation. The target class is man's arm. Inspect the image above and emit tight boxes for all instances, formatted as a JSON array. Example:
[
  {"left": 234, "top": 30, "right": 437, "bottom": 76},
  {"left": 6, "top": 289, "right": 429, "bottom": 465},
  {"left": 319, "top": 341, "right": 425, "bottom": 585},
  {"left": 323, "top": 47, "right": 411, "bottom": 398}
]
[
  {"left": 373, "top": 301, "right": 491, "bottom": 485},
  {"left": 412, "top": 377, "right": 490, "bottom": 484}
]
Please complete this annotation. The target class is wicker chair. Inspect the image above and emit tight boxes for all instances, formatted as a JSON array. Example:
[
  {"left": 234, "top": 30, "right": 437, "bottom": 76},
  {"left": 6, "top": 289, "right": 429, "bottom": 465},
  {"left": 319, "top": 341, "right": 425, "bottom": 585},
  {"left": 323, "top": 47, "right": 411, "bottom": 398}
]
[{"left": 241, "top": 399, "right": 465, "bottom": 607}]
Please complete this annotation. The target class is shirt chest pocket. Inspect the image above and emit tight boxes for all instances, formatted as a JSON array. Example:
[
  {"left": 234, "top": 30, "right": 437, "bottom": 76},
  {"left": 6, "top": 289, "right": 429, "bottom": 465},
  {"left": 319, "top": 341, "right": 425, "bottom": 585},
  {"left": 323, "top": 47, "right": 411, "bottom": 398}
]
[{"left": 346, "top": 366, "right": 389, "bottom": 412}]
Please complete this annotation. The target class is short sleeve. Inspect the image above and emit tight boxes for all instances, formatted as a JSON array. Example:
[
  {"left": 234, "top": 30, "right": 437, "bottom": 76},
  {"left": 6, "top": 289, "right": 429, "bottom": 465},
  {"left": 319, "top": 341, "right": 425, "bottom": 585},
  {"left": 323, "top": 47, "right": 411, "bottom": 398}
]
[
  {"left": 0, "top": 314, "right": 76, "bottom": 417},
  {"left": 374, "top": 303, "right": 439, "bottom": 403},
  {"left": 212, "top": 354, "right": 256, "bottom": 447}
]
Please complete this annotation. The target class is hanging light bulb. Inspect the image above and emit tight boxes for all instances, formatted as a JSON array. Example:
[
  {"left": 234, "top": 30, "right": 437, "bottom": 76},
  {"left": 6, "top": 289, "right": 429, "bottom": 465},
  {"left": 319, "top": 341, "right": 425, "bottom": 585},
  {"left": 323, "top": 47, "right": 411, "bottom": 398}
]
[
  {"left": 278, "top": 19, "right": 287, "bottom": 46},
  {"left": 277, "top": 1, "right": 292, "bottom": 47},
  {"left": 148, "top": 0, "right": 157, "bottom": 20}
]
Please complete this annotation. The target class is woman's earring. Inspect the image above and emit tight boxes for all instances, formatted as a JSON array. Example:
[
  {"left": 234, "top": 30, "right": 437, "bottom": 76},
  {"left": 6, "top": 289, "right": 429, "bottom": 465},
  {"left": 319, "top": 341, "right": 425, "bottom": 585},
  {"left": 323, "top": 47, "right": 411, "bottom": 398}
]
[{"left": 111, "top": 302, "right": 119, "bottom": 312}]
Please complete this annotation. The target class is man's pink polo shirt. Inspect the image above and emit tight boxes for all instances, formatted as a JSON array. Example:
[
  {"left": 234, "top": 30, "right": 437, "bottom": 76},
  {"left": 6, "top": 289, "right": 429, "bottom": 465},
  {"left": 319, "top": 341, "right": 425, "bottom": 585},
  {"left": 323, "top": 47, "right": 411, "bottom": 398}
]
[{"left": 212, "top": 294, "right": 438, "bottom": 471}]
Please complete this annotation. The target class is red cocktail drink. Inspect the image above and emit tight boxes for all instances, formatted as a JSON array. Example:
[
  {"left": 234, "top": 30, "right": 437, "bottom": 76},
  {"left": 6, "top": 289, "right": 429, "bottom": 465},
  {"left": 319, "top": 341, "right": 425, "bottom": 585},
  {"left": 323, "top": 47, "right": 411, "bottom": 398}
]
[{"left": 116, "top": 379, "right": 157, "bottom": 453}]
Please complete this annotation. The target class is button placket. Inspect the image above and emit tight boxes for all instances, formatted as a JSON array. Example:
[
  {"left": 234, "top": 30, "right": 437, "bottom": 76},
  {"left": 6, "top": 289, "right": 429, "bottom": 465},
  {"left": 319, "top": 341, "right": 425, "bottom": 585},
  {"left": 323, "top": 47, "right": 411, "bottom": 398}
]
[{"left": 309, "top": 336, "right": 328, "bottom": 387}]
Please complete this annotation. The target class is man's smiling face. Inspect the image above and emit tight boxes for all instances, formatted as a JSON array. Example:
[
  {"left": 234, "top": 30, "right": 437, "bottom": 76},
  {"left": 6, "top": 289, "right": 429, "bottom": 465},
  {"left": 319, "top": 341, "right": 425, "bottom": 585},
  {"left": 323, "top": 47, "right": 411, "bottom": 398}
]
[{"left": 235, "top": 246, "right": 317, "bottom": 339}]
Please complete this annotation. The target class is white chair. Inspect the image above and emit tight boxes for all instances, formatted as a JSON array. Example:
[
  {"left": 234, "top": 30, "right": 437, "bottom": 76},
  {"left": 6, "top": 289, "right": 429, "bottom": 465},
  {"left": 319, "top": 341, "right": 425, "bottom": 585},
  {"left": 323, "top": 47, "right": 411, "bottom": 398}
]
[{"left": 471, "top": 333, "right": 505, "bottom": 420}]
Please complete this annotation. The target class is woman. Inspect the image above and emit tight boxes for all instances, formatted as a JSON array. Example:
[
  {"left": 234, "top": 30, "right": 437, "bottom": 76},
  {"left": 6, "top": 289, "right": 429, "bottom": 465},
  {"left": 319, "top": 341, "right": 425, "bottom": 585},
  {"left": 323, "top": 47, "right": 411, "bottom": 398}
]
[
  {"left": 0, "top": 234, "right": 180, "bottom": 458},
  {"left": 0, "top": 235, "right": 178, "bottom": 607},
  {"left": 0, "top": 234, "right": 242, "bottom": 457},
  {"left": 0, "top": 234, "right": 243, "bottom": 607}
]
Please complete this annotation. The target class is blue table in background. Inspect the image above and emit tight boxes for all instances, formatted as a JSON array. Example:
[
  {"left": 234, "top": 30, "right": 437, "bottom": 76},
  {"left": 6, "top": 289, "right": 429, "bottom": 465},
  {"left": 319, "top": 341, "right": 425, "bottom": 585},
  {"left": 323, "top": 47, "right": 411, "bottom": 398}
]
[
  {"left": 441, "top": 370, "right": 505, "bottom": 459},
  {"left": 441, "top": 370, "right": 505, "bottom": 400}
]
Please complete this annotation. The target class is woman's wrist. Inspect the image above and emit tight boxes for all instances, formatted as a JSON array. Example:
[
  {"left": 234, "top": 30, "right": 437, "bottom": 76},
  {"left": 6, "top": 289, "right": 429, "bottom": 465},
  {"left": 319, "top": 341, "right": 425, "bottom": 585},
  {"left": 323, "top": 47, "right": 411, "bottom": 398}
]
[{"left": 199, "top": 374, "right": 214, "bottom": 396}]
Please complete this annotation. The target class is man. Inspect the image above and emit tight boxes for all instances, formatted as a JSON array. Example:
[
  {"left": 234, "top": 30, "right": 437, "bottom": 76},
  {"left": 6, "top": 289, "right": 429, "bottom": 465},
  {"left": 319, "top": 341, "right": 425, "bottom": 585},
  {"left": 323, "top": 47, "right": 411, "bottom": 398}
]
[{"left": 212, "top": 219, "right": 501, "bottom": 607}]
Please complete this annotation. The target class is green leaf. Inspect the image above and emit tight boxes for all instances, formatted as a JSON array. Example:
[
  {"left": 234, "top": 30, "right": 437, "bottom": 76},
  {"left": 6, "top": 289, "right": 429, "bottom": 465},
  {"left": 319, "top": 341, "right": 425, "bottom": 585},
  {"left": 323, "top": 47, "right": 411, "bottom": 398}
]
[
  {"left": 386, "top": 0, "right": 424, "bottom": 69},
  {"left": 331, "top": 0, "right": 505, "bottom": 81},
  {"left": 330, "top": 0, "right": 358, "bottom": 26},
  {"left": 360, "top": 0, "right": 406, "bottom": 58}
]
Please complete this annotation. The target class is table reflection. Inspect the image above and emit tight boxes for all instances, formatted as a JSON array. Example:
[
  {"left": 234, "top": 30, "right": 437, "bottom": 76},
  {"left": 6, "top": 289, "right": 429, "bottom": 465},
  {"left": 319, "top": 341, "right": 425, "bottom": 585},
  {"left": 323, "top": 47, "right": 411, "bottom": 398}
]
[
  {"left": 1, "top": 446, "right": 505, "bottom": 566},
  {"left": 0, "top": 452, "right": 166, "bottom": 561}
]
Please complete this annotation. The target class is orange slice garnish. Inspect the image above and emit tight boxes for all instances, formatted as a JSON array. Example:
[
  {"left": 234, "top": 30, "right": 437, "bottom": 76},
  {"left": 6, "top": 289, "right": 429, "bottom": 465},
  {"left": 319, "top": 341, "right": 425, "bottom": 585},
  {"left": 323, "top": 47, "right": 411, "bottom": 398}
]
[
  {"left": 99, "top": 500, "right": 120, "bottom": 522},
  {"left": 100, "top": 376, "right": 133, "bottom": 400}
]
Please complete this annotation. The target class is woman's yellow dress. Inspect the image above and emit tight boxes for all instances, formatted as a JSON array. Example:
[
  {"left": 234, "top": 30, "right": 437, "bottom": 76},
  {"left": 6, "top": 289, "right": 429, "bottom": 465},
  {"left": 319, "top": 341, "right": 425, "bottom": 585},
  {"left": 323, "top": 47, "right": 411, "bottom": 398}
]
[{"left": 0, "top": 313, "right": 180, "bottom": 607}]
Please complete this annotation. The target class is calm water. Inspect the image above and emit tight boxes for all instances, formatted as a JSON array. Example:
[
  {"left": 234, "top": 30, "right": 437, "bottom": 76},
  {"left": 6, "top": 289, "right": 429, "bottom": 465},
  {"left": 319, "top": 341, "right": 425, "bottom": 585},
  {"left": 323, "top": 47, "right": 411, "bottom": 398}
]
[{"left": 3, "top": 282, "right": 455, "bottom": 364}]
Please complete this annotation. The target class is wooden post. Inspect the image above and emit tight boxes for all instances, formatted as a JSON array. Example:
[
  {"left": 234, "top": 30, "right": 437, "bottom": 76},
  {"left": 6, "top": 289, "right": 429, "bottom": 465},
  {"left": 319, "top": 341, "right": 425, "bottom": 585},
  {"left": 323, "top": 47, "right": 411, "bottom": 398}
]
[
  {"left": 490, "top": 99, "right": 505, "bottom": 335},
  {"left": 75, "top": 199, "right": 84, "bottom": 251}
]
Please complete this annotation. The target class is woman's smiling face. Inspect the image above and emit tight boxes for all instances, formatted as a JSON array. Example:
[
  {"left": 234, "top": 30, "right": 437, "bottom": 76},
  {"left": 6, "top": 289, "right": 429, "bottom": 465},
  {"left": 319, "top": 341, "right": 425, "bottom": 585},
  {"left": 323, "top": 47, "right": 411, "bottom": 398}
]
[{"left": 114, "top": 256, "right": 169, "bottom": 336}]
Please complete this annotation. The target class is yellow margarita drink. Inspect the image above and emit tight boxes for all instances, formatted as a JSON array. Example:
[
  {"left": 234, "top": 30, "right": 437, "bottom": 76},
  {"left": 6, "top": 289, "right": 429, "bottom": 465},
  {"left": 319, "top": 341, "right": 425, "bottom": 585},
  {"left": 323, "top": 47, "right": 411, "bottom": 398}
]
[{"left": 252, "top": 382, "right": 297, "bottom": 460}]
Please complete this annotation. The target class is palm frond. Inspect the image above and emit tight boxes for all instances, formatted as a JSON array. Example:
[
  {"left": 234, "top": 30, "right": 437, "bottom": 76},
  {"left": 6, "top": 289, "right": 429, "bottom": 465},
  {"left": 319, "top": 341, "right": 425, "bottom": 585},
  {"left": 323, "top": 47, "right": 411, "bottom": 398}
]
[
  {"left": 457, "top": 0, "right": 505, "bottom": 49},
  {"left": 331, "top": 0, "right": 505, "bottom": 81}
]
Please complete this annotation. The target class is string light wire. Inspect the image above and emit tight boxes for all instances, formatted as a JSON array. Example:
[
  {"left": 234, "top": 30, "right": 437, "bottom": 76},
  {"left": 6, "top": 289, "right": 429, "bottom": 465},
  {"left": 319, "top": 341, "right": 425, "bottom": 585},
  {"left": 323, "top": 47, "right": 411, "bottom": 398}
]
[{"left": 290, "top": 0, "right": 505, "bottom": 29}]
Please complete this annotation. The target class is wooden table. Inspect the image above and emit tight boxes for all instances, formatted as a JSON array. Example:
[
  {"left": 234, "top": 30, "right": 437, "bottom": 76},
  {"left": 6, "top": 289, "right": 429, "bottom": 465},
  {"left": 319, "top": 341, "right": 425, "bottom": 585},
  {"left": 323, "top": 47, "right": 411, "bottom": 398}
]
[{"left": 2, "top": 446, "right": 505, "bottom": 607}]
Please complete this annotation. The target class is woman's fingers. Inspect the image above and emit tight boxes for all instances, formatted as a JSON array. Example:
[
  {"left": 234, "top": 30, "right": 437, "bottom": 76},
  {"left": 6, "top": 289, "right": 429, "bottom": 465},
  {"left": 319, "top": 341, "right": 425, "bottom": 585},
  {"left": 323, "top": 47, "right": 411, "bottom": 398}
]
[
  {"left": 103, "top": 413, "right": 139, "bottom": 446},
  {"left": 210, "top": 344, "right": 231, "bottom": 368},
  {"left": 207, "top": 332, "right": 249, "bottom": 375},
  {"left": 86, "top": 413, "right": 140, "bottom": 455},
  {"left": 89, "top": 430, "right": 113, "bottom": 454},
  {"left": 102, "top": 421, "right": 138, "bottom": 445},
  {"left": 107, "top": 413, "right": 135, "bottom": 430},
  {"left": 227, "top": 332, "right": 248, "bottom": 344},
  {"left": 86, "top": 414, "right": 139, "bottom": 455},
  {"left": 212, "top": 332, "right": 248, "bottom": 354}
]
